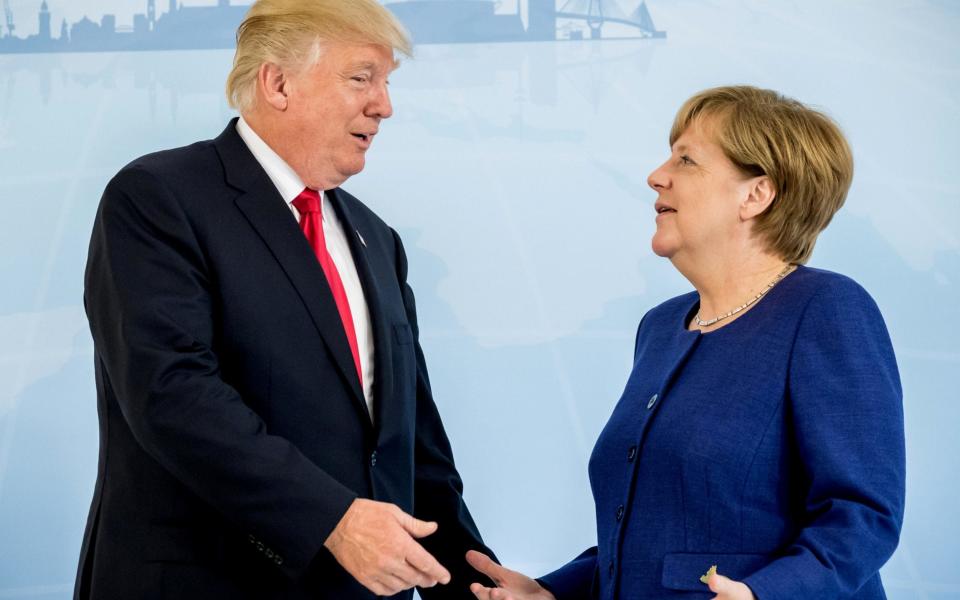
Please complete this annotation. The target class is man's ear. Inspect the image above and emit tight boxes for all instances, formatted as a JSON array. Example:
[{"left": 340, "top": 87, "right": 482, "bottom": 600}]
[
  {"left": 740, "top": 176, "right": 776, "bottom": 221},
  {"left": 257, "top": 62, "right": 290, "bottom": 111}
]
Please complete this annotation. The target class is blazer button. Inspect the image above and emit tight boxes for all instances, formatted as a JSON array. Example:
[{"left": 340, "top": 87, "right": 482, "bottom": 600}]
[
  {"left": 647, "top": 393, "right": 658, "bottom": 409},
  {"left": 627, "top": 446, "right": 637, "bottom": 462},
  {"left": 370, "top": 451, "right": 378, "bottom": 467},
  {"left": 615, "top": 505, "right": 624, "bottom": 521}
]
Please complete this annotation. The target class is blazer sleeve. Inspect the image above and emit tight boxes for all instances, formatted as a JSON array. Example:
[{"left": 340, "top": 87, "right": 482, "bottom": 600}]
[
  {"left": 742, "top": 278, "right": 905, "bottom": 599},
  {"left": 537, "top": 547, "right": 599, "bottom": 600},
  {"left": 386, "top": 229, "right": 498, "bottom": 598},
  {"left": 84, "top": 166, "right": 357, "bottom": 579}
]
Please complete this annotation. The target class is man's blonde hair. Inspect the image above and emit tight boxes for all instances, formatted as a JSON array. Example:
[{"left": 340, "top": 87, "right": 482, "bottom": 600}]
[
  {"left": 670, "top": 86, "right": 854, "bottom": 264},
  {"left": 226, "top": 0, "right": 413, "bottom": 112}
]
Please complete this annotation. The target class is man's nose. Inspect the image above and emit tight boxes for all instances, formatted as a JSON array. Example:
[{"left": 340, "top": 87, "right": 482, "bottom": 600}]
[{"left": 368, "top": 83, "right": 393, "bottom": 119}]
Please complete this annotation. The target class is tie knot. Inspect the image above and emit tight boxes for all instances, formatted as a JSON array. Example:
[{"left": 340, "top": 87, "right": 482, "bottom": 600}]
[{"left": 293, "top": 188, "right": 321, "bottom": 215}]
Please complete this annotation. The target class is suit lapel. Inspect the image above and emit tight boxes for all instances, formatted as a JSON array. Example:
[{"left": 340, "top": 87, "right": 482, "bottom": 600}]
[
  {"left": 214, "top": 121, "right": 367, "bottom": 419},
  {"left": 327, "top": 189, "right": 394, "bottom": 432}
]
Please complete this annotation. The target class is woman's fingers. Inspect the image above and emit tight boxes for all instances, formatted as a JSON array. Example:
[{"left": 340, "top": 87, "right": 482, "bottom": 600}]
[
  {"left": 470, "top": 582, "right": 515, "bottom": 600},
  {"left": 466, "top": 549, "right": 510, "bottom": 586},
  {"left": 707, "top": 572, "right": 755, "bottom": 600}
]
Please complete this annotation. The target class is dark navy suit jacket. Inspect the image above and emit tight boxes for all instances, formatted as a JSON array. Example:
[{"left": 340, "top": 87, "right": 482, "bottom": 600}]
[
  {"left": 539, "top": 267, "right": 905, "bottom": 599},
  {"left": 76, "top": 120, "right": 491, "bottom": 599}
]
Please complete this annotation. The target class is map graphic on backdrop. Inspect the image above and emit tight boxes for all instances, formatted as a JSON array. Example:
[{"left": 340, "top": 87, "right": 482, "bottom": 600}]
[{"left": 0, "top": 0, "right": 665, "bottom": 53}]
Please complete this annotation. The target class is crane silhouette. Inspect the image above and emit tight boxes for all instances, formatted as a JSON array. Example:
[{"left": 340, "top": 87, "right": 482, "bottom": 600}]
[{"left": 557, "top": 0, "right": 665, "bottom": 39}]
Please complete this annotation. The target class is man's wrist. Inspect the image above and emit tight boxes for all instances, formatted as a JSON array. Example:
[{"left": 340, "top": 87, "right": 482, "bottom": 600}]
[{"left": 324, "top": 497, "right": 359, "bottom": 551}]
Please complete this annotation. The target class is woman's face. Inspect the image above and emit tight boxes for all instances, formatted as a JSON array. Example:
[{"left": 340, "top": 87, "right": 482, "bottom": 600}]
[{"left": 647, "top": 119, "right": 755, "bottom": 262}]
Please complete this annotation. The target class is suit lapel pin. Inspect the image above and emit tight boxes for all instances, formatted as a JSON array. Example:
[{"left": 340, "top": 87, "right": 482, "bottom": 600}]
[{"left": 356, "top": 230, "right": 367, "bottom": 247}]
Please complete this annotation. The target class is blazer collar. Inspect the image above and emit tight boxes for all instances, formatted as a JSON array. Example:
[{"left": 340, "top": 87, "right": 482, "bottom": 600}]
[
  {"left": 214, "top": 119, "right": 370, "bottom": 424},
  {"left": 326, "top": 189, "right": 395, "bottom": 430}
]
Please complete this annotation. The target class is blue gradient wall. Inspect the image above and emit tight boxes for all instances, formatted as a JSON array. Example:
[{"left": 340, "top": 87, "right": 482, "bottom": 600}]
[{"left": 0, "top": 1, "right": 957, "bottom": 598}]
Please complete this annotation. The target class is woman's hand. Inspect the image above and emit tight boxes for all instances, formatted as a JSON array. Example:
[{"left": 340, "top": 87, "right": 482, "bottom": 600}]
[
  {"left": 706, "top": 571, "right": 757, "bottom": 600},
  {"left": 466, "top": 550, "right": 556, "bottom": 600}
]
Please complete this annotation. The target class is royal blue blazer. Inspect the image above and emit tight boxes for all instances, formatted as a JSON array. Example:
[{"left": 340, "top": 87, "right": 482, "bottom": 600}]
[{"left": 539, "top": 267, "right": 905, "bottom": 599}]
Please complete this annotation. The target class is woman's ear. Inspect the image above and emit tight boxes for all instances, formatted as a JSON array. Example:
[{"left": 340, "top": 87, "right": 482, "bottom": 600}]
[{"left": 740, "top": 176, "right": 776, "bottom": 221}]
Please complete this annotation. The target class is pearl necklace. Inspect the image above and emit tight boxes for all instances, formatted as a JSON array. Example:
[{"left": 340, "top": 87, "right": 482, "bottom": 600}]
[{"left": 694, "top": 264, "right": 795, "bottom": 328}]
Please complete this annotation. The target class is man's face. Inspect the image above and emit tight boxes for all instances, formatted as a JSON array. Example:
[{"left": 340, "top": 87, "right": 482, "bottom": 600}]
[{"left": 281, "top": 42, "right": 396, "bottom": 190}]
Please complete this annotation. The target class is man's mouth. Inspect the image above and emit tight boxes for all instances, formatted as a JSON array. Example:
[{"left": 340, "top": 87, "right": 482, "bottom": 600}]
[
  {"left": 352, "top": 129, "right": 379, "bottom": 143},
  {"left": 655, "top": 202, "right": 676, "bottom": 214}
]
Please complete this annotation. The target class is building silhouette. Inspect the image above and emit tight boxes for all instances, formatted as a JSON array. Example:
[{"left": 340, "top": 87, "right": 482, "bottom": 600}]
[
  {"left": 0, "top": 0, "right": 665, "bottom": 55},
  {"left": 388, "top": 1, "right": 524, "bottom": 44},
  {"left": 528, "top": 0, "right": 557, "bottom": 42},
  {"left": 37, "top": 0, "right": 50, "bottom": 40}
]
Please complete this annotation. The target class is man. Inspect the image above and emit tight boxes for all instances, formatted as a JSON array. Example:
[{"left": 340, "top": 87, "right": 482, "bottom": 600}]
[{"left": 75, "top": 1, "right": 492, "bottom": 598}]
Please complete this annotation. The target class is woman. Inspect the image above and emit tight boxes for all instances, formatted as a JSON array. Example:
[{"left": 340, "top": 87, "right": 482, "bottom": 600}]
[{"left": 467, "top": 86, "right": 905, "bottom": 600}]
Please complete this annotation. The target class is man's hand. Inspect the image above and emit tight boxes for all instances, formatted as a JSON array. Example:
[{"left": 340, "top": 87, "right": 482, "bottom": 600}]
[
  {"left": 466, "top": 550, "right": 556, "bottom": 600},
  {"left": 706, "top": 571, "right": 757, "bottom": 600},
  {"left": 324, "top": 498, "right": 451, "bottom": 596}
]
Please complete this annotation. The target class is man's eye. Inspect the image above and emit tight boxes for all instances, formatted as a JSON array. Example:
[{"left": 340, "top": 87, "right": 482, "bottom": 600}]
[
  {"left": 680, "top": 155, "right": 695, "bottom": 165},
  {"left": 351, "top": 76, "right": 369, "bottom": 83}
]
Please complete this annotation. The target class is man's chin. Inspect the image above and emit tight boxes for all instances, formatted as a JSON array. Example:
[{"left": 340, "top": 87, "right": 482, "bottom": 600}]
[
  {"left": 305, "top": 164, "right": 365, "bottom": 190},
  {"left": 336, "top": 158, "right": 366, "bottom": 181}
]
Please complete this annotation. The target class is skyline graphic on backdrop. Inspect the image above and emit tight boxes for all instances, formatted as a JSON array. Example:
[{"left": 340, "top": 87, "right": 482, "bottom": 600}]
[{"left": 0, "top": 0, "right": 666, "bottom": 54}]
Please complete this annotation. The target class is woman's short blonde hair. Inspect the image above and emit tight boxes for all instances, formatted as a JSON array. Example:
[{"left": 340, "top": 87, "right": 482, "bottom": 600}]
[
  {"left": 226, "top": 0, "right": 413, "bottom": 112},
  {"left": 670, "top": 86, "right": 853, "bottom": 264}
]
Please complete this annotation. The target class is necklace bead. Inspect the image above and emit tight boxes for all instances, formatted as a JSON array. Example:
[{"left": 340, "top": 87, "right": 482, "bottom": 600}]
[{"left": 695, "top": 264, "right": 795, "bottom": 328}]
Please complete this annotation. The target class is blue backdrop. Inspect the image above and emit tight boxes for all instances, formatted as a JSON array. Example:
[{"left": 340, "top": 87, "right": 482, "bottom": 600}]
[{"left": 1, "top": 1, "right": 957, "bottom": 598}]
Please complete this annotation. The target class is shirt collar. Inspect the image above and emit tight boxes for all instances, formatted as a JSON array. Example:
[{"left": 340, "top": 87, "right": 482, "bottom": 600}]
[{"left": 236, "top": 116, "right": 320, "bottom": 205}]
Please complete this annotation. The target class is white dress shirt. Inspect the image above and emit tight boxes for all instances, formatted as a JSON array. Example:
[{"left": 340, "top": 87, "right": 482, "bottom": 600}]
[{"left": 236, "top": 117, "right": 376, "bottom": 420}]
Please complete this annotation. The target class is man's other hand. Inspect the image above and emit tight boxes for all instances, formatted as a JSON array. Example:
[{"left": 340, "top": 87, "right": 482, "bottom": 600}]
[{"left": 324, "top": 498, "right": 452, "bottom": 595}]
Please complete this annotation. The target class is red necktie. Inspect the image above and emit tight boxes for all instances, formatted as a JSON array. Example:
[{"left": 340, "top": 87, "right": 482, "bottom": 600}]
[{"left": 292, "top": 189, "right": 363, "bottom": 387}]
